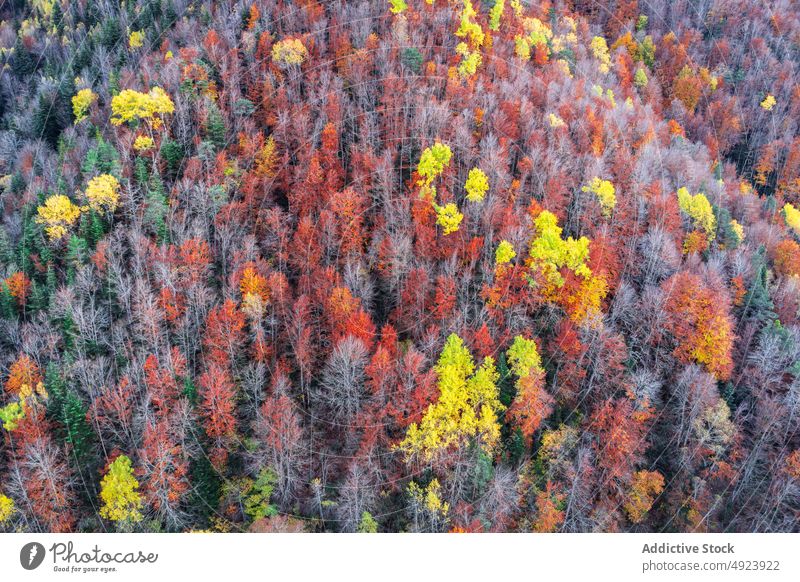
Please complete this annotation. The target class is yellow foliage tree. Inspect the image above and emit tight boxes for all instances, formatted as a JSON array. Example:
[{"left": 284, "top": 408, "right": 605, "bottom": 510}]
[
  {"left": 783, "top": 203, "right": 800, "bottom": 236},
  {"left": 434, "top": 203, "right": 463, "bottom": 235},
  {"left": 99, "top": 455, "right": 143, "bottom": 523},
  {"left": 677, "top": 187, "right": 716, "bottom": 238},
  {"left": 624, "top": 470, "right": 665, "bottom": 523},
  {"left": 464, "top": 168, "right": 489, "bottom": 202},
  {"left": 133, "top": 135, "right": 155, "bottom": 152},
  {"left": 760, "top": 94, "right": 777, "bottom": 111},
  {"left": 398, "top": 334, "right": 504, "bottom": 462},
  {"left": 72, "top": 88, "right": 97, "bottom": 123},
  {"left": 128, "top": 30, "right": 145, "bottom": 49},
  {"left": 417, "top": 142, "right": 452, "bottom": 188},
  {"left": 489, "top": 0, "right": 505, "bottom": 31},
  {"left": 528, "top": 210, "right": 592, "bottom": 289},
  {"left": 590, "top": 36, "right": 611, "bottom": 73},
  {"left": 0, "top": 493, "right": 15, "bottom": 525},
  {"left": 495, "top": 240, "right": 516, "bottom": 265},
  {"left": 271, "top": 38, "right": 309, "bottom": 67},
  {"left": 110, "top": 87, "right": 175, "bottom": 128},
  {"left": 36, "top": 195, "right": 82, "bottom": 240},
  {"left": 388, "top": 0, "right": 407, "bottom": 14},
  {"left": 582, "top": 177, "right": 616, "bottom": 217},
  {"left": 84, "top": 174, "right": 120, "bottom": 214},
  {"left": 528, "top": 210, "right": 608, "bottom": 323}
]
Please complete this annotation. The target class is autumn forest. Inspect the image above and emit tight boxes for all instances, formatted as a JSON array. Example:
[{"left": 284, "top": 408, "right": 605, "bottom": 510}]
[{"left": 0, "top": 0, "right": 799, "bottom": 533}]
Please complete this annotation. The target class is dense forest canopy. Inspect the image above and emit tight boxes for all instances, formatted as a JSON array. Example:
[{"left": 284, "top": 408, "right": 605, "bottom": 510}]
[{"left": 0, "top": 0, "right": 799, "bottom": 533}]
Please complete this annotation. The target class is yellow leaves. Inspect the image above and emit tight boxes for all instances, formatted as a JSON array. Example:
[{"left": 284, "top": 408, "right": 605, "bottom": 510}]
[
  {"left": 434, "top": 203, "right": 463, "bottom": 235},
  {"left": 36, "top": 194, "right": 82, "bottom": 240},
  {"left": 240, "top": 267, "right": 269, "bottom": 303},
  {"left": 0, "top": 381, "right": 47, "bottom": 431},
  {"left": 417, "top": 142, "right": 464, "bottom": 235},
  {"left": 523, "top": 17, "right": 552, "bottom": 48},
  {"left": 624, "top": 470, "right": 664, "bottom": 524},
  {"left": 99, "top": 455, "right": 143, "bottom": 523},
  {"left": 271, "top": 38, "right": 309, "bottom": 67},
  {"left": 128, "top": 30, "right": 145, "bottom": 49},
  {"left": 111, "top": 87, "right": 175, "bottom": 127},
  {"left": 495, "top": 240, "right": 516, "bottom": 265},
  {"left": 408, "top": 479, "right": 449, "bottom": 516},
  {"left": 388, "top": 0, "right": 407, "bottom": 14},
  {"left": 548, "top": 113, "right": 566, "bottom": 128},
  {"left": 761, "top": 94, "right": 777, "bottom": 111},
  {"left": 590, "top": 36, "right": 611, "bottom": 73},
  {"left": 634, "top": 68, "right": 648, "bottom": 88},
  {"left": 528, "top": 210, "right": 592, "bottom": 289},
  {"left": 398, "top": 334, "right": 504, "bottom": 462},
  {"left": 506, "top": 335, "right": 543, "bottom": 378},
  {"left": 582, "top": 177, "right": 616, "bottom": 217},
  {"left": 456, "top": 43, "right": 482, "bottom": 78},
  {"left": 464, "top": 168, "right": 488, "bottom": 202},
  {"left": 514, "top": 35, "right": 531, "bottom": 61},
  {"left": 417, "top": 142, "right": 452, "bottom": 187},
  {"left": 0, "top": 401, "right": 23, "bottom": 431},
  {"left": 84, "top": 174, "right": 120, "bottom": 214},
  {"left": 254, "top": 135, "right": 279, "bottom": 178},
  {"left": 783, "top": 202, "right": 800, "bottom": 236},
  {"left": 514, "top": 18, "right": 552, "bottom": 62},
  {"left": 488, "top": 0, "right": 504, "bottom": 31},
  {"left": 133, "top": 135, "right": 155, "bottom": 151},
  {"left": 455, "top": 0, "right": 484, "bottom": 49},
  {"left": 72, "top": 88, "right": 97, "bottom": 123},
  {"left": 527, "top": 210, "right": 607, "bottom": 323},
  {"left": 730, "top": 219, "right": 745, "bottom": 243},
  {"left": 677, "top": 187, "right": 716, "bottom": 238},
  {"left": 454, "top": 0, "right": 484, "bottom": 78},
  {"left": 0, "top": 493, "right": 14, "bottom": 525},
  {"left": 37, "top": 175, "right": 121, "bottom": 240}
]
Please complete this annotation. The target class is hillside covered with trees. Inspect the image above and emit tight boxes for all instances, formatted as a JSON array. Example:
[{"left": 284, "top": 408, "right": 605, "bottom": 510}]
[{"left": 0, "top": 0, "right": 799, "bottom": 533}]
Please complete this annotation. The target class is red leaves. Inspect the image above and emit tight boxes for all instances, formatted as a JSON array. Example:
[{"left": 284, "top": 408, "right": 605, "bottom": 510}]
[
  {"left": 589, "top": 398, "right": 649, "bottom": 486},
  {"left": 203, "top": 299, "right": 246, "bottom": 368},
  {"left": 139, "top": 418, "right": 189, "bottom": 515},
  {"left": 506, "top": 367, "right": 553, "bottom": 441},
  {"left": 662, "top": 271, "right": 735, "bottom": 381},
  {"left": 198, "top": 364, "right": 237, "bottom": 469},
  {"left": 10, "top": 406, "right": 76, "bottom": 532},
  {"left": 328, "top": 287, "right": 375, "bottom": 350}
]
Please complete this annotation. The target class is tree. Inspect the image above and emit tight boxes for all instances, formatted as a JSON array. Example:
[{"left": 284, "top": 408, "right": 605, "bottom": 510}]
[
  {"left": 36, "top": 195, "right": 82, "bottom": 240},
  {"left": 198, "top": 364, "right": 238, "bottom": 469},
  {"left": 100, "top": 455, "right": 143, "bottom": 524},
  {"left": 582, "top": 177, "right": 616, "bottom": 217},
  {"left": 138, "top": 419, "right": 190, "bottom": 529},
  {"left": 203, "top": 300, "right": 246, "bottom": 367},
  {"left": 624, "top": 470, "right": 665, "bottom": 524},
  {"left": 83, "top": 174, "right": 120, "bottom": 214},
  {"left": 677, "top": 188, "right": 716, "bottom": 238},
  {"left": 464, "top": 168, "right": 489, "bottom": 202},
  {"left": 5, "top": 355, "right": 42, "bottom": 396},
  {"left": 110, "top": 87, "right": 175, "bottom": 127},
  {"left": 72, "top": 88, "right": 97, "bottom": 123},
  {"left": 505, "top": 336, "right": 553, "bottom": 441},
  {"left": 271, "top": 38, "right": 309, "bottom": 67},
  {"left": 398, "top": 334, "right": 504, "bottom": 463},
  {"left": 663, "top": 271, "right": 735, "bottom": 380}
]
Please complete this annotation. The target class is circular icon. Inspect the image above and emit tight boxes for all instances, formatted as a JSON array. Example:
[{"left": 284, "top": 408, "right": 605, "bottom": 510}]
[{"left": 20, "top": 542, "right": 46, "bottom": 570}]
